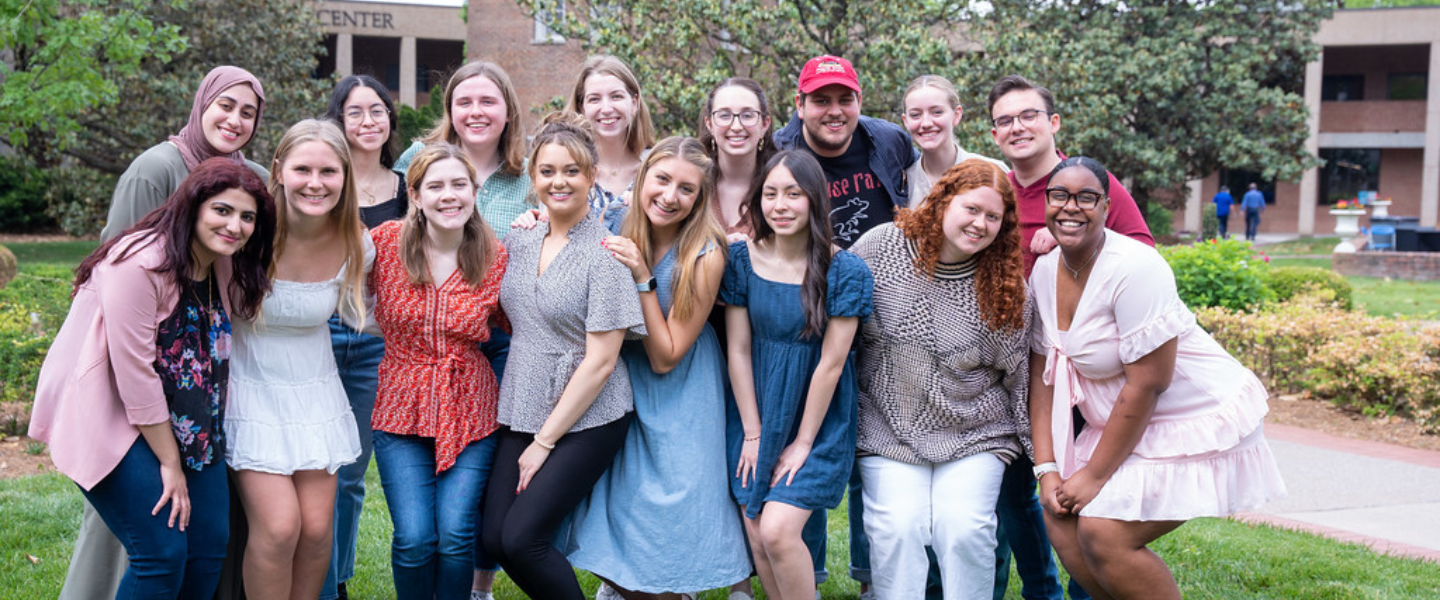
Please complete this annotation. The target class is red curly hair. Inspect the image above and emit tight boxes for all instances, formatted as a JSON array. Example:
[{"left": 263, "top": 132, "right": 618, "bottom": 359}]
[{"left": 895, "top": 159, "right": 1026, "bottom": 332}]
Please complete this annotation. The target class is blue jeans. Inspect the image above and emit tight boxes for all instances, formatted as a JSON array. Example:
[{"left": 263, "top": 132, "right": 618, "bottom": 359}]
[
  {"left": 322, "top": 316, "right": 384, "bottom": 599},
  {"left": 374, "top": 431, "right": 498, "bottom": 600},
  {"left": 993, "top": 454, "right": 1089, "bottom": 600},
  {"left": 81, "top": 439, "right": 229, "bottom": 599},
  {"left": 1245, "top": 210, "right": 1262, "bottom": 241}
]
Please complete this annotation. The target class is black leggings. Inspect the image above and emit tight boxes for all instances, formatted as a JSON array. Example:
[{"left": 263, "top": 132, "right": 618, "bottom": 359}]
[{"left": 481, "top": 417, "right": 631, "bottom": 600}]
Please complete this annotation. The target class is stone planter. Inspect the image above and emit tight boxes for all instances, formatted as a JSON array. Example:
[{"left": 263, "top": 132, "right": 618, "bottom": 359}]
[
  {"left": 1369, "top": 200, "right": 1392, "bottom": 219},
  {"left": 1329, "top": 208, "right": 1367, "bottom": 253}
]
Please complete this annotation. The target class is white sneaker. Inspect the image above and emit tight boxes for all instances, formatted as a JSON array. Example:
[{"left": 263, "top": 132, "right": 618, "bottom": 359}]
[
  {"left": 595, "top": 583, "right": 623, "bottom": 600},
  {"left": 727, "top": 592, "right": 753, "bottom": 600},
  {"left": 471, "top": 592, "right": 494, "bottom": 600},
  {"left": 858, "top": 589, "right": 878, "bottom": 600}
]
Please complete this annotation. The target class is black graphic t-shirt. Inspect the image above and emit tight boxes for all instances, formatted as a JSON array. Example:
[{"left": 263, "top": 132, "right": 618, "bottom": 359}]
[{"left": 810, "top": 131, "right": 893, "bottom": 249}]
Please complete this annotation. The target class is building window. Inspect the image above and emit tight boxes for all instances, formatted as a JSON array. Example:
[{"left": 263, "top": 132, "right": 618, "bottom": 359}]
[
  {"left": 533, "top": 0, "right": 565, "bottom": 44},
  {"left": 1388, "top": 73, "right": 1427, "bottom": 100},
  {"left": 1321, "top": 75, "right": 1364, "bottom": 101},
  {"left": 1318, "top": 148, "right": 1381, "bottom": 206}
]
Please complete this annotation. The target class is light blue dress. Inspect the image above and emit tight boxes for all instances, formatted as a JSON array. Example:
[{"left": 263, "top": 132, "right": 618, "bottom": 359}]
[{"left": 563, "top": 245, "right": 752, "bottom": 592}]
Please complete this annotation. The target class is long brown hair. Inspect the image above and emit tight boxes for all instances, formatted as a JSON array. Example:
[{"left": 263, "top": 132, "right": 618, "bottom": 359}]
[
  {"left": 423, "top": 61, "right": 526, "bottom": 176},
  {"left": 749, "top": 150, "right": 835, "bottom": 340},
  {"left": 401, "top": 143, "right": 498, "bottom": 288},
  {"left": 268, "top": 119, "right": 369, "bottom": 328},
  {"left": 895, "top": 158, "right": 1025, "bottom": 331},
  {"left": 619, "top": 137, "right": 726, "bottom": 321},
  {"left": 566, "top": 55, "right": 654, "bottom": 157}
]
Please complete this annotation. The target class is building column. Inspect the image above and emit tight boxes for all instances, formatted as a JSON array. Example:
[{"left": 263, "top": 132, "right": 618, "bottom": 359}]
[
  {"left": 1185, "top": 178, "right": 1202, "bottom": 233},
  {"left": 400, "top": 36, "right": 417, "bottom": 107},
  {"left": 336, "top": 33, "right": 353, "bottom": 77},
  {"left": 1422, "top": 41, "right": 1440, "bottom": 228},
  {"left": 1298, "top": 51, "right": 1324, "bottom": 236}
]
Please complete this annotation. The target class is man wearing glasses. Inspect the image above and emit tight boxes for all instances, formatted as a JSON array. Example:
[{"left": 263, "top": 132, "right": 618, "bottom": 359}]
[
  {"left": 987, "top": 75, "right": 1153, "bottom": 277},
  {"left": 774, "top": 54, "right": 918, "bottom": 248}
]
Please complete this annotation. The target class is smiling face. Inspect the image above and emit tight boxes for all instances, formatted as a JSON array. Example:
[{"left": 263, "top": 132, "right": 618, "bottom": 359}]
[
  {"left": 279, "top": 140, "right": 346, "bottom": 220},
  {"left": 201, "top": 83, "right": 260, "bottom": 155},
  {"left": 450, "top": 75, "right": 509, "bottom": 151},
  {"left": 342, "top": 85, "right": 391, "bottom": 154},
  {"left": 940, "top": 186, "right": 1004, "bottom": 262},
  {"left": 904, "top": 86, "right": 962, "bottom": 154},
  {"left": 706, "top": 85, "right": 770, "bottom": 159},
  {"left": 581, "top": 73, "right": 637, "bottom": 143},
  {"left": 1044, "top": 165, "right": 1109, "bottom": 250},
  {"left": 531, "top": 142, "right": 595, "bottom": 221},
  {"left": 989, "top": 89, "right": 1060, "bottom": 166},
  {"left": 191, "top": 187, "right": 258, "bottom": 268},
  {"left": 760, "top": 164, "right": 811, "bottom": 238},
  {"left": 413, "top": 157, "right": 476, "bottom": 232},
  {"left": 639, "top": 157, "right": 704, "bottom": 231},
  {"left": 796, "top": 84, "right": 860, "bottom": 157}
]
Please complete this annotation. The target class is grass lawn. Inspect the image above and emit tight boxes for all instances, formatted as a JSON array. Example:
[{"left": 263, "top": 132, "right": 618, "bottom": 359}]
[
  {"left": 1260, "top": 237, "right": 1341, "bottom": 256},
  {"left": 3, "top": 241, "right": 99, "bottom": 268},
  {"left": 3, "top": 464, "right": 1439, "bottom": 599}
]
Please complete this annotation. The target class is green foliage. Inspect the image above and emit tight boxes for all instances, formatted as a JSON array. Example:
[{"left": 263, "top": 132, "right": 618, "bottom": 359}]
[
  {"left": 0, "top": 156, "right": 58, "bottom": 232},
  {"left": 1160, "top": 238, "right": 1275, "bottom": 311},
  {"left": 1266, "top": 265, "right": 1354, "bottom": 310},
  {"left": 396, "top": 86, "right": 445, "bottom": 148},
  {"left": 960, "top": 0, "right": 1332, "bottom": 210},
  {"left": 0, "top": 265, "right": 73, "bottom": 404},
  {"left": 25, "top": 441, "right": 47, "bottom": 455},
  {"left": 518, "top": 0, "right": 959, "bottom": 134},
  {"left": 1201, "top": 202, "right": 1220, "bottom": 242},
  {"left": 44, "top": 167, "right": 118, "bottom": 237},
  {"left": 1144, "top": 201, "right": 1174, "bottom": 239},
  {"left": 0, "top": 0, "right": 187, "bottom": 151}
]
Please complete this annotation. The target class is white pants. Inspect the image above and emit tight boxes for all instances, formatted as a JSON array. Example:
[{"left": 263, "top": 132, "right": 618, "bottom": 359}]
[{"left": 860, "top": 453, "right": 1005, "bottom": 600}]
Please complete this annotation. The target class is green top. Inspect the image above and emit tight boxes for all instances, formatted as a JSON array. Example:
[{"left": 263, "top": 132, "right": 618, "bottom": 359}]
[{"left": 101, "top": 142, "right": 269, "bottom": 242}]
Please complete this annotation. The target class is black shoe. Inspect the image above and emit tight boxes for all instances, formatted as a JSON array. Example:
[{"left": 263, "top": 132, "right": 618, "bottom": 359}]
[{"left": 337, "top": 582, "right": 349, "bottom": 600}]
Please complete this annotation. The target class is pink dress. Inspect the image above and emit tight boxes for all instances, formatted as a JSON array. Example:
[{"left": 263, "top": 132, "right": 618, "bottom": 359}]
[{"left": 1029, "top": 231, "right": 1286, "bottom": 521}]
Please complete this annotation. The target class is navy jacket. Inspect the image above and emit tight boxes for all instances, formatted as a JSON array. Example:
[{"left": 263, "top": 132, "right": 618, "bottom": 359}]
[{"left": 774, "top": 114, "right": 920, "bottom": 209}]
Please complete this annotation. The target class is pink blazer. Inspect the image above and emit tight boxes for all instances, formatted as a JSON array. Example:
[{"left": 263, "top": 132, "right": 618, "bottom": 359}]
[{"left": 29, "top": 233, "right": 235, "bottom": 490}]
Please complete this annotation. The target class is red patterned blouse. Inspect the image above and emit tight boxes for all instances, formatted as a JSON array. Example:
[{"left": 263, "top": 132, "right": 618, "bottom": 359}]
[{"left": 368, "top": 221, "right": 508, "bottom": 472}]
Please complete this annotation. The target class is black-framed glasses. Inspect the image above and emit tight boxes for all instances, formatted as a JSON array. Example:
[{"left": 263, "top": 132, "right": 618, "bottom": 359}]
[
  {"left": 711, "top": 109, "right": 763, "bottom": 127},
  {"left": 991, "top": 108, "right": 1048, "bottom": 129},
  {"left": 343, "top": 107, "right": 390, "bottom": 123},
  {"left": 1044, "top": 187, "right": 1104, "bottom": 209}
]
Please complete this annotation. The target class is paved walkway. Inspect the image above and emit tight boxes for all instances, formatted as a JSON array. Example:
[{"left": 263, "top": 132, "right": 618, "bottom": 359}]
[{"left": 1238, "top": 423, "right": 1440, "bottom": 563}]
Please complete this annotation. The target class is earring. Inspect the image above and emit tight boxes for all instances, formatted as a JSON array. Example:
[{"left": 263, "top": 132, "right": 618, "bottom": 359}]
[
  {"left": 710, "top": 138, "right": 716, "bottom": 154},
  {"left": 758, "top": 138, "right": 765, "bottom": 153}
]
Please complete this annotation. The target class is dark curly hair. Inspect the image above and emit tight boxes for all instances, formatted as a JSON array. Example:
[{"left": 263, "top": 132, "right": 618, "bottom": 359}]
[{"left": 895, "top": 158, "right": 1025, "bottom": 332}]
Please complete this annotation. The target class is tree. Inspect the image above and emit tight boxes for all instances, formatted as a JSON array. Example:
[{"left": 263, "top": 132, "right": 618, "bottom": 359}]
[
  {"left": 954, "top": 0, "right": 1336, "bottom": 211},
  {"left": 517, "top": 0, "right": 966, "bottom": 135}
]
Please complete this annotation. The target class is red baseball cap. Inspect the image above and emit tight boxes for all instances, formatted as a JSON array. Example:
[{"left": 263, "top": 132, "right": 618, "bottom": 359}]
[{"left": 798, "top": 55, "right": 861, "bottom": 95}]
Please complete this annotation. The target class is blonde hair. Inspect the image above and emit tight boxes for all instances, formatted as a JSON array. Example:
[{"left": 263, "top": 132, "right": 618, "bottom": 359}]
[
  {"left": 423, "top": 61, "right": 526, "bottom": 176},
  {"left": 402, "top": 143, "right": 498, "bottom": 288},
  {"left": 268, "top": 119, "right": 368, "bottom": 328},
  {"left": 620, "top": 137, "right": 726, "bottom": 321},
  {"left": 566, "top": 55, "right": 654, "bottom": 157},
  {"left": 903, "top": 74, "right": 961, "bottom": 111},
  {"left": 528, "top": 111, "right": 599, "bottom": 177}
]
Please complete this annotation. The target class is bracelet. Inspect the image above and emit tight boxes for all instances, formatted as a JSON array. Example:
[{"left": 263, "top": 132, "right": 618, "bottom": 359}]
[
  {"left": 534, "top": 437, "right": 556, "bottom": 450},
  {"left": 1032, "top": 461, "right": 1060, "bottom": 480},
  {"left": 743, "top": 435, "right": 760, "bottom": 442}
]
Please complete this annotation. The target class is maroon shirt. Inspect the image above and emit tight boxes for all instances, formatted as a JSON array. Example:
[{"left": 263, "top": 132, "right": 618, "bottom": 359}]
[{"left": 1012, "top": 168, "right": 1154, "bottom": 277}]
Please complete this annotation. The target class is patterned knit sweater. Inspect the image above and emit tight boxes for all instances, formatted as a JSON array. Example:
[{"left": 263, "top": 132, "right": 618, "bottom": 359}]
[{"left": 850, "top": 224, "right": 1034, "bottom": 465}]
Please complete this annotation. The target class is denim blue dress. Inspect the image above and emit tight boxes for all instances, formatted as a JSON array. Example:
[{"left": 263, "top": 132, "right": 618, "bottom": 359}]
[
  {"left": 720, "top": 241, "right": 873, "bottom": 519},
  {"left": 563, "top": 245, "right": 752, "bottom": 591}
]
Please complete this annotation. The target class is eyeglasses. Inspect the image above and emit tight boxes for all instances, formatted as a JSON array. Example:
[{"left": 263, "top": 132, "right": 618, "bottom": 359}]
[
  {"left": 991, "top": 109, "right": 1048, "bottom": 129},
  {"left": 343, "top": 107, "right": 390, "bottom": 124},
  {"left": 1044, "top": 187, "right": 1104, "bottom": 209},
  {"left": 710, "top": 109, "right": 763, "bottom": 127}
]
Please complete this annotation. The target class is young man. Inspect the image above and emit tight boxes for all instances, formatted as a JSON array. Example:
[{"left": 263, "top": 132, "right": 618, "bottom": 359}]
[
  {"left": 1213, "top": 185, "right": 1234, "bottom": 239},
  {"left": 987, "top": 75, "right": 1153, "bottom": 277}
]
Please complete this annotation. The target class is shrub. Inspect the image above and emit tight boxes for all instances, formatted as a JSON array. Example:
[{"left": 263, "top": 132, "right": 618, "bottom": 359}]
[
  {"left": 1266, "top": 266, "right": 1354, "bottom": 311},
  {"left": 1145, "top": 201, "right": 1174, "bottom": 239},
  {"left": 0, "top": 156, "right": 58, "bottom": 232},
  {"left": 1201, "top": 203, "right": 1219, "bottom": 242},
  {"left": 1160, "top": 238, "right": 1274, "bottom": 311},
  {"left": 0, "top": 265, "right": 73, "bottom": 405},
  {"left": 44, "top": 167, "right": 117, "bottom": 237}
]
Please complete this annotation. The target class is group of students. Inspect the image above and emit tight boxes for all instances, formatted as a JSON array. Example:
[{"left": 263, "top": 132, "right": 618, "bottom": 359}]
[{"left": 29, "top": 52, "right": 1287, "bottom": 600}]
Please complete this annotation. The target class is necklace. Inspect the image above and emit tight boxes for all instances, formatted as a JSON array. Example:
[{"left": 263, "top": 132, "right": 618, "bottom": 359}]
[
  {"left": 357, "top": 171, "right": 390, "bottom": 206},
  {"left": 1060, "top": 235, "right": 1105, "bottom": 279}
]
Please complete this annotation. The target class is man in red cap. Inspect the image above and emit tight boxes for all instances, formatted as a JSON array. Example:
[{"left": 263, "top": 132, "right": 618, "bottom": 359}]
[{"left": 774, "top": 54, "right": 919, "bottom": 249}]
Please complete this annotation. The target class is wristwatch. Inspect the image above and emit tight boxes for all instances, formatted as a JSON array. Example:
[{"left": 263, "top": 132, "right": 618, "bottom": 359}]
[
  {"left": 636, "top": 277, "right": 657, "bottom": 292},
  {"left": 1032, "top": 462, "right": 1060, "bottom": 480}
]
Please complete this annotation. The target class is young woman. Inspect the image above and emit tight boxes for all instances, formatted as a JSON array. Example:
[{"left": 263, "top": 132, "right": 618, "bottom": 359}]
[
  {"left": 319, "top": 74, "right": 408, "bottom": 600},
  {"left": 850, "top": 159, "right": 1032, "bottom": 599},
  {"left": 566, "top": 55, "right": 655, "bottom": 211},
  {"left": 226, "top": 119, "right": 370, "bottom": 600},
  {"left": 901, "top": 75, "right": 1008, "bottom": 206},
  {"left": 64, "top": 64, "right": 268, "bottom": 600},
  {"left": 722, "top": 150, "right": 873, "bottom": 600},
  {"left": 31, "top": 158, "right": 275, "bottom": 599},
  {"left": 698, "top": 77, "right": 777, "bottom": 238},
  {"left": 1029, "top": 157, "right": 1286, "bottom": 600},
  {"left": 369, "top": 143, "right": 508, "bottom": 600},
  {"left": 480, "top": 112, "right": 645, "bottom": 600},
  {"left": 562, "top": 137, "right": 751, "bottom": 599}
]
